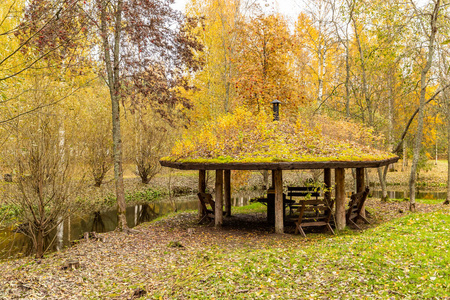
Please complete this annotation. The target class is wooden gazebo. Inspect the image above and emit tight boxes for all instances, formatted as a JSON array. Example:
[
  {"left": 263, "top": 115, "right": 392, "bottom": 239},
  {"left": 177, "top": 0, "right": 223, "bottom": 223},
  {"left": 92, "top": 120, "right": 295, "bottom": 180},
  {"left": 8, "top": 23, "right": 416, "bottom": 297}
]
[{"left": 160, "top": 109, "right": 398, "bottom": 233}]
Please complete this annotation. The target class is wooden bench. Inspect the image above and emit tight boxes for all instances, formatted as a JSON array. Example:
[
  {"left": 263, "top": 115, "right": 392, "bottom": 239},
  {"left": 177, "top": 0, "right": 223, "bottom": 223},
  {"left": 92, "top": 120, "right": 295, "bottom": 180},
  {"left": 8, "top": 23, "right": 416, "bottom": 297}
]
[
  {"left": 197, "top": 192, "right": 216, "bottom": 224},
  {"left": 294, "top": 199, "right": 335, "bottom": 237},
  {"left": 346, "top": 187, "right": 370, "bottom": 229},
  {"left": 287, "top": 186, "right": 321, "bottom": 215}
]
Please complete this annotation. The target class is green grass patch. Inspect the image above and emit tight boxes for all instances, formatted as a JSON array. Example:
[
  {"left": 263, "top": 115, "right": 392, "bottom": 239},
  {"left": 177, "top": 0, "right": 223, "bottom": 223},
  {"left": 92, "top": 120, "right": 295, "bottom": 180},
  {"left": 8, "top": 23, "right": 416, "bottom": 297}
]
[
  {"left": 416, "top": 198, "right": 446, "bottom": 205},
  {"left": 155, "top": 209, "right": 450, "bottom": 298},
  {"left": 231, "top": 202, "right": 266, "bottom": 214}
]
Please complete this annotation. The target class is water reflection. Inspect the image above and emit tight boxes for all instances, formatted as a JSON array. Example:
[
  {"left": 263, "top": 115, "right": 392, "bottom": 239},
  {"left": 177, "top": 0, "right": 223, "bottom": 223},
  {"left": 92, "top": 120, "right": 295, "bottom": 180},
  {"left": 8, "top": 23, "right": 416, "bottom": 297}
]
[{"left": 371, "top": 190, "right": 446, "bottom": 200}]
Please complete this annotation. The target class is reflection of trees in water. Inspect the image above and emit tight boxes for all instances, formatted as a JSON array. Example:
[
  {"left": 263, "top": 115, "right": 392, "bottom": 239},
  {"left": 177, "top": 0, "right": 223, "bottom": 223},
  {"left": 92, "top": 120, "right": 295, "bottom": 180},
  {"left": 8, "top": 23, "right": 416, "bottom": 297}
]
[
  {"left": 0, "top": 230, "right": 34, "bottom": 259},
  {"left": 92, "top": 211, "right": 106, "bottom": 233},
  {"left": 137, "top": 204, "right": 157, "bottom": 225}
]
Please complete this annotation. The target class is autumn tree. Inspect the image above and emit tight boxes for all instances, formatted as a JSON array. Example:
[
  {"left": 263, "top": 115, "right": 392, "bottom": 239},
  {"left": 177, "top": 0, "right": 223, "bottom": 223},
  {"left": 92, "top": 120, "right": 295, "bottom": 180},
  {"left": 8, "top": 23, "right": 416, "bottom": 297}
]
[
  {"left": 124, "top": 102, "right": 172, "bottom": 185},
  {"left": 2, "top": 73, "right": 81, "bottom": 258},
  {"left": 294, "top": 1, "right": 339, "bottom": 112},
  {"left": 93, "top": 0, "right": 201, "bottom": 229},
  {"left": 20, "top": 0, "right": 201, "bottom": 231},
  {"left": 78, "top": 80, "right": 113, "bottom": 187},
  {"left": 185, "top": 0, "right": 247, "bottom": 121},
  {"left": 234, "top": 12, "right": 304, "bottom": 115},
  {"left": 407, "top": 0, "right": 442, "bottom": 211}
]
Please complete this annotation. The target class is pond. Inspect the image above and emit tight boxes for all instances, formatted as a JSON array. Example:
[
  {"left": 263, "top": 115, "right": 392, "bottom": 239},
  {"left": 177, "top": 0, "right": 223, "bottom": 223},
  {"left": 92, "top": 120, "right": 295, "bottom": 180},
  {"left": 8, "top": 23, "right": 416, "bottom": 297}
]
[
  {"left": 0, "top": 191, "right": 263, "bottom": 260},
  {"left": 1, "top": 188, "right": 446, "bottom": 260},
  {"left": 370, "top": 189, "right": 447, "bottom": 200}
]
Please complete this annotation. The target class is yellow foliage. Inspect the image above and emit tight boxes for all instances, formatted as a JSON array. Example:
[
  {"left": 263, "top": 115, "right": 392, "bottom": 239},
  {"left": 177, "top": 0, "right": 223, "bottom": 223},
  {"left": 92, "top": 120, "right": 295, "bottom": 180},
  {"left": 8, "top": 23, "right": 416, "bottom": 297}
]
[{"left": 164, "top": 108, "right": 396, "bottom": 163}]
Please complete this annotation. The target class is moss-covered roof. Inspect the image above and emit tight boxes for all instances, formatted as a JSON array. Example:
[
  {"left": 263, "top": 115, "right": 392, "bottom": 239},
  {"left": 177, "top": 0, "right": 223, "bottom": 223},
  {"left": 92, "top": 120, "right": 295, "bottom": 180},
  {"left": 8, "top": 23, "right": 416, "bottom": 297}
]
[{"left": 160, "top": 109, "right": 398, "bottom": 170}]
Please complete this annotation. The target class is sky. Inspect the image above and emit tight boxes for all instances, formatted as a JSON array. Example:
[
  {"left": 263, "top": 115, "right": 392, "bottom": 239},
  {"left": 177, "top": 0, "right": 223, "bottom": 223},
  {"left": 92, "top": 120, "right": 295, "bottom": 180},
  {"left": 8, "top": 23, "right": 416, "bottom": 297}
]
[{"left": 171, "top": 0, "right": 302, "bottom": 21}]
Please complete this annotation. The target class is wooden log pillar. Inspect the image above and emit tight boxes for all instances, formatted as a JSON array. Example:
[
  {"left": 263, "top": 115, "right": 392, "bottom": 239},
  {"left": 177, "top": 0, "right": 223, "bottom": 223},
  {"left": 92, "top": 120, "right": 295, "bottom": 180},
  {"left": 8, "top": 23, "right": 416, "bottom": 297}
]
[
  {"left": 198, "top": 170, "right": 206, "bottom": 218},
  {"left": 324, "top": 168, "right": 331, "bottom": 202},
  {"left": 271, "top": 170, "right": 275, "bottom": 188},
  {"left": 274, "top": 170, "right": 284, "bottom": 234},
  {"left": 335, "top": 168, "right": 346, "bottom": 230},
  {"left": 356, "top": 168, "right": 365, "bottom": 192},
  {"left": 215, "top": 170, "right": 224, "bottom": 227},
  {"left": 224, "top": 170, "right": 231, "bottom": 217},
  {"left": 356, "top": 167, "right": 366, "bottom": 217}
]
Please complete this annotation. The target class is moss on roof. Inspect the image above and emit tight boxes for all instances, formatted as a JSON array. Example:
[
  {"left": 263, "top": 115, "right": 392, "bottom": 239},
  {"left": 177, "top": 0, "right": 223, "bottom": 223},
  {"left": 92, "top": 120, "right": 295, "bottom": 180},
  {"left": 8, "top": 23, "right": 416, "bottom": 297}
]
[{"left": 162, "top": 108, "right": 397, "bottom": 164}]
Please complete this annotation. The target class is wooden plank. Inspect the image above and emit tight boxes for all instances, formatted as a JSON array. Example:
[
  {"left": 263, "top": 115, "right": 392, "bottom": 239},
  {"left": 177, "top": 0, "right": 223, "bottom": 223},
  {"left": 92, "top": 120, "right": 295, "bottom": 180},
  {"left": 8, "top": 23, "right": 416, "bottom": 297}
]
[
  {"left": 160, "top": 157, "right": 400, "bottom": 171},
  {"left": 198, "top": 170, "right": 206, "bottom": 218},
  {"left": 224, "top": 170, "right": 231, "bottom": 217},
  {"left": 215, "top": 170, "right": 223, "bottom": 227},
  {"left": 291, "top": 199, "right": 328, "bottom": 205},
  {"left": 288, "top": 192, "right": 320, "bottom": 197},
  {"left": 301, "top": 221, "right": 328, "bottom": 226},
  {"left": 335, "top": 168, "right": 346, "bottom": 230},
  {"left": 324, "top": 168, "right": 331, "bottom": 202},
  {"left": 287, "top": 186, "right": 320, "bottom": 191},
  {"left": 274, "top": 170, "right": 284, "bottom": 234}
]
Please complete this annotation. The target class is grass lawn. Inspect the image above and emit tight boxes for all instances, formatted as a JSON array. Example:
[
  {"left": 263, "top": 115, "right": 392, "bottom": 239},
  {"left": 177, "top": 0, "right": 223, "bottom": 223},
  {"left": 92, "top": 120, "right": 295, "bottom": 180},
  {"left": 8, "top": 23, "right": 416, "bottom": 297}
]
[
  {"left": 0, "top": 202, "right": 449, "bottom": 299},
  {"left": 154, "top": 207, "right": 450, "bottom": 299}
]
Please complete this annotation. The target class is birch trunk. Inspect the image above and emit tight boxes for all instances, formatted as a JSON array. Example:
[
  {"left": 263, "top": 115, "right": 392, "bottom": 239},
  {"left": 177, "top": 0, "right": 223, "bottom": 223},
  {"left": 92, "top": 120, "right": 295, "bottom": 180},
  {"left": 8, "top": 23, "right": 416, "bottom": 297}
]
[
  {"left": 409, "top": 0, "right": 440, "bottom": 212},
  {"left": 101, "top": 0, "right": 127, "bottom": 230},
  {"left": 377, "top": 167, "right": 388, "bottom": 202}
]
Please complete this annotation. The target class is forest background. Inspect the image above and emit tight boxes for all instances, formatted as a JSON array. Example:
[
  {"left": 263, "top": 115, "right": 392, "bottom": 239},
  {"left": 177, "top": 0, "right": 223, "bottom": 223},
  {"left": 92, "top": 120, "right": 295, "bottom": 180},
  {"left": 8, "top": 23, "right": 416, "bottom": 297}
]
[{"left": 1, "top": 0, "right": 450, "bottom": 258}]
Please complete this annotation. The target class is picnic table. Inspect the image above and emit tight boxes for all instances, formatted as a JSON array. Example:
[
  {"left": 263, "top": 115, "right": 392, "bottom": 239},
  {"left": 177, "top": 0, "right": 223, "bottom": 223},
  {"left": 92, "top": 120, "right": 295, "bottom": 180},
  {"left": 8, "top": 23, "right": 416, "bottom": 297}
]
[{"left": 251, "top": 189, "right": 294, "bottom": 224}]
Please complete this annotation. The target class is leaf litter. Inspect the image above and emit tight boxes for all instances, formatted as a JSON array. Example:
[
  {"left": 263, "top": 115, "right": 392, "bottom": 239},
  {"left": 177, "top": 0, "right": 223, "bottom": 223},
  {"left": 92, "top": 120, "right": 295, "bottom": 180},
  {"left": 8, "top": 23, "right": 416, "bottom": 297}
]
[{"left": 0, "top": 199, "right": 448, "bottom": 299}]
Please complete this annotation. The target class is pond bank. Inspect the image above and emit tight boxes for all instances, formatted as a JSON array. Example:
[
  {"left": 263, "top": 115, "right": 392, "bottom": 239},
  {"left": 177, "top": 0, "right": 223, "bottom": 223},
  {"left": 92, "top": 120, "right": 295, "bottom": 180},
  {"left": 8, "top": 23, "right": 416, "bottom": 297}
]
[{"left": 0, "top": 191, "right": 264, "bottom": 260}]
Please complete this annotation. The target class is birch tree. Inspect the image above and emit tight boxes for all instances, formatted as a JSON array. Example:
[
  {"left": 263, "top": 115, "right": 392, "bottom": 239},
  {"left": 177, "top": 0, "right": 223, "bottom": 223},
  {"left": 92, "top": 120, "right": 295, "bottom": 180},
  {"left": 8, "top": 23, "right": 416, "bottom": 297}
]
[{"left": 408, "top": 0, "right": 441, "bottom": 211}]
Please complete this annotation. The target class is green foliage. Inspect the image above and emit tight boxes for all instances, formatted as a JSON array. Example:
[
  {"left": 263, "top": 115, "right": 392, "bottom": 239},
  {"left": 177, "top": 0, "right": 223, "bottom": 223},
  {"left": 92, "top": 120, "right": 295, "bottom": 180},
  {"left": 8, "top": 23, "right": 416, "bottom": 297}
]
[
  {"left": 0, "top": 204, "right": 21, "bottom": 221},
  {"left": 165, "top": 108, "right": 396, "bottom": 164},
  {"left": 124, "top": 189, "right": 163, "bottom": 204},
  {"left": 99, "top": 188, "right": 165, "bottom": 208}
]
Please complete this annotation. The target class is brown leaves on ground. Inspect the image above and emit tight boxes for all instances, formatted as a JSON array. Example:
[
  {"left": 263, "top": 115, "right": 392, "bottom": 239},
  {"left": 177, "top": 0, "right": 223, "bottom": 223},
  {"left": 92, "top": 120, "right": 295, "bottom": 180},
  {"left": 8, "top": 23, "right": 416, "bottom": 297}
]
[{"left": 0, "top": 198, "right": 444, "bottom": 299}]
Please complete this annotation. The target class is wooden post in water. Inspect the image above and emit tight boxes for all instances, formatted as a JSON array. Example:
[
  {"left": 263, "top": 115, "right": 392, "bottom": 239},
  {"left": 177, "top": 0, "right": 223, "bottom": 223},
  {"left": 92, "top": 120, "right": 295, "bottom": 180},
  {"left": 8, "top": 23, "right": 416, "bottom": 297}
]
[
  {"left": 274, "top": 170, "right": 284, "bottom": 234},
  {"left": 198, "top": 170, "right": 206, "bottom": 218},
  {"left": 224, "top": 170, "right": 231, "bottom": 216},
  {"left": 335, "top": 168, "right": 346, "bottom": 230},
  {"left": 215, "top": 170, "right": 224, "bottom": 226},
  {"left": 324, "top": 168, "right": 331, "bottom": 202}
]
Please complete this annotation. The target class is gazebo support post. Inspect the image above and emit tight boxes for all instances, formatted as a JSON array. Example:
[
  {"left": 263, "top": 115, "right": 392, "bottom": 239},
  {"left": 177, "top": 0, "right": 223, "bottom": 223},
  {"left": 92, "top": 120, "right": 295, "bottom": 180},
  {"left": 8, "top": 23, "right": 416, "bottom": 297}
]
[
  {"left": 335, "top": 168, "right": 346, "bottom": 230},
  {"left": 215, "top": 170, "right": 224, "bottom": 226},
  {"left": 198, "top": 170, "right": 206, "bottom": 218},
  {"left": 271, "top": 170, "right": 276, "bottom": 188},
  {"left": 224, "top": 170, "right": 231, "bottom": 217},
  {"left": 356, "top": 168, "right": 365, "bottom": 192},
  {"left": 274, "top": 170, "right": 284, "bottom": 234},
  {"left": 324, "top": 168, "right": 331, "bottom": 202},
  {"left": 356, "top": 167, "right": 366, "bottom": 217}
]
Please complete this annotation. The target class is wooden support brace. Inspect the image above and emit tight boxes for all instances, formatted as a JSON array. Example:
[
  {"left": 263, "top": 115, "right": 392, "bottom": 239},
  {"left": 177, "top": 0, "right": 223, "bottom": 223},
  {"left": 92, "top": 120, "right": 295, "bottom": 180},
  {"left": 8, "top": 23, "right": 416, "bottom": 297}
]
[
  {"left": 324, "top": 168, "right": 331, "bottom": 202},
  {"left": 335, "top": 168, "right": 346, "bottom": 230},
  {"left": 224, "top": 170, "right": 231, "bottom": 217},
  {"left": 274, "top": 170, "right": 284, "bottom": 234},
  {"left": 198, "top": 170, "right": 206, "bottom": 218},
  {"left": 215, "top": 170, "right": 223, "bottom": 227}
]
